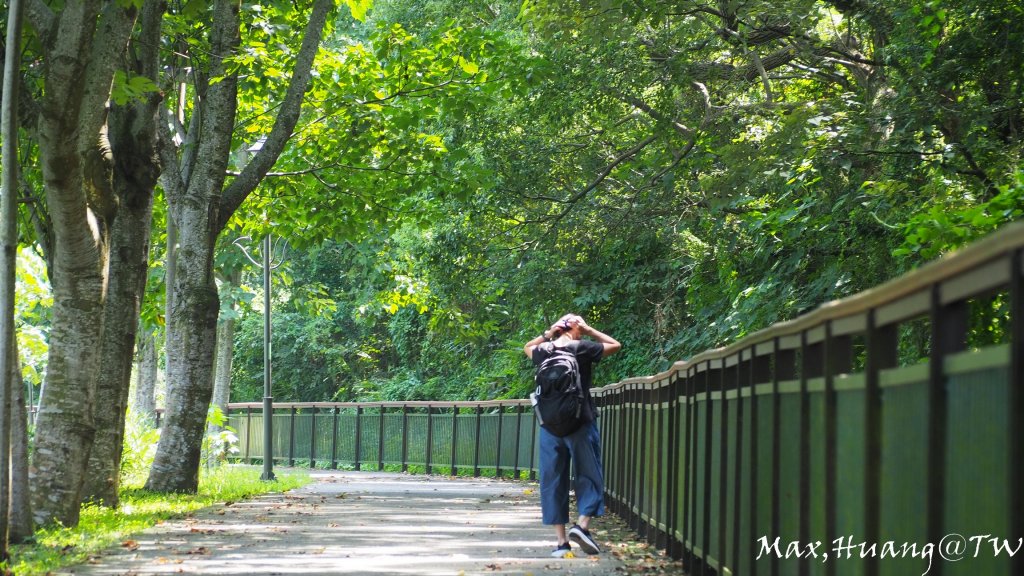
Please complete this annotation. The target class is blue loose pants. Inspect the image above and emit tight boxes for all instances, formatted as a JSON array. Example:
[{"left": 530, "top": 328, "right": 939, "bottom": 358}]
[{"left": 538, "top": 420, "right": 605, "bottom": 525}]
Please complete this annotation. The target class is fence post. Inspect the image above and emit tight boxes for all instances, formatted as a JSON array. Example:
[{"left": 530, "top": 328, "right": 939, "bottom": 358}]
[
  {"left": 425, "top": 405, "right": 433, "bottom": 474},
  {"left": 330, "top": 406, "right": 339, "bottom": 470},
  {"left": 512, "top": 405, "right": 523, "bottom": 479},
  {"left": 244, "top": 406, "right": 252, "bottom": 464},
  {"left": 798, "top": 331, "right": 814, "bottom": 576},
  {"left": 627, "top": 382, "right": 639, "bottom": 530},
  {"left": 823, "top": 323, "right": 852, "bottom": 576},
  {"left": 495, "top": 405, "right": 504, "bottom": 478},
  {"left": 666, "top": 370, "right": 683, "bottom": 560},
  {"left": 401, "top": 405, "right": 409, "bottom": 472},
  {"left": 731, "top": 350, "right": 747, "bottom": 574},
  {"left": 450, "top": 406, "right": 460, "bottom": 476},
  {"left": 771, "top": 338, "right": 797, "bottom": 576},
  {"left": 638, "top": 381, "right": 650, "bottom": 540},
  {"left": 927, "top": 284, "right": 968, "bottom": 576},
  {"left": 528, "top": 402, "right": 538, "bottom": 481},
  {"left": 719, "top": 356, "right": 731, "bottom": 573},
  {"left": 473, "top": 405, "right": 483, "bottom": 477},
  {"left": 310, "top": 406, "right": 317, "bottom": 469},
  {"left": 288, "top": 406, "right": 296, "bottom": 467},
  {"left": 613, "top": 385, "right": 624, "bottom": 515},
  {"left": 1011, "top": 249, "right": 1024, "bottom": 576},
  {"left": 684, "top": 365, "right": 696, "bottom": 571},
  {"left": 378, "top": 405, "right": 386, "bottom": 471},
  {"left": 701, "top": 360, "right": 714, "bottom": 576},
  {"left": 655, "top": 377, "right": 668, "bottom": 550},
  {"left": 864, "top": 309, "right": 898, "bottom": 576},
  {"left": 750, "top": 347, "right": 771, "bottom": 576},
  {"left": 354, "top": 405, "right": 363, "bottom": 471}
]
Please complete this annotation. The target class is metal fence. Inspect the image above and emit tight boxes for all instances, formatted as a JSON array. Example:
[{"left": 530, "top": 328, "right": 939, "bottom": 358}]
[
  {"left": 227, "top": 402, "right": 538, "bottom": 478},
  {"left": 226, "top": 221, "right": 1023, "bottom": 576},
  {"left": 594, "top": 221, "right": 1023, "bottom": 576}
]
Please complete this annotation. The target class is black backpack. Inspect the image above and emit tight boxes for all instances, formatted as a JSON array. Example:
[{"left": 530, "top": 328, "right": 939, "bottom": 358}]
[{"left": 531, "top": 341, "right": 585, "bottom": 437}]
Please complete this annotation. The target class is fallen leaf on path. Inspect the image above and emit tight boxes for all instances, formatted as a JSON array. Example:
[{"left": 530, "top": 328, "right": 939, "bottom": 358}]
[{"left": 121, "top": 540, "right": 140, "bottom": 550}]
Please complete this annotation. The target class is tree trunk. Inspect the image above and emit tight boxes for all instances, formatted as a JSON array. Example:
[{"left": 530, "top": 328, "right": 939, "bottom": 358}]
[
  {"left": 9, "top": 352, "right": 33, "bottom": 542},
  {"left": 134, "top": 329, "right": 159, "bottom": 420},
  {"left": 210, "top": 270, "right": 240, "bottom": 432},
  {"left": 82, "top": 0, "right": 163, "bottom": 507},
  {"left": 1, "top": 0, "right": 26, "bottom": 553},
  {"left": 29, "top": 2, "right": 139, "bottom": 527},
  {"left": 144, "top": 202, "right": 221, "bottom": 492}
]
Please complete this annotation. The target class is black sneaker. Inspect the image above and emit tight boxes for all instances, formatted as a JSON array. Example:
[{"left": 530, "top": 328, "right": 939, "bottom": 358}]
[
  {"left": 568, "top": 524, "right": 600, "bottom": 554},
  {"left": 551, "top": 541, "right": 572, "bottom": 558}
]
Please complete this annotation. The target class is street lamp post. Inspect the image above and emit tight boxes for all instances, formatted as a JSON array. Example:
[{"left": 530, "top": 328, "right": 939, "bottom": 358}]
[
  {"left": 235, "top": 233, "right": 282, "bottom": 481},
  {"left": 260, "top": 234, "right": 275, "bottom": 481}
]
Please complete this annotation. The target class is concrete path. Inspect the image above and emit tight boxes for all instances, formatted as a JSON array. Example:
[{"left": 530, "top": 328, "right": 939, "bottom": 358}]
[{"left": 57, "top": 471, "right": 626, "bottom": 576}]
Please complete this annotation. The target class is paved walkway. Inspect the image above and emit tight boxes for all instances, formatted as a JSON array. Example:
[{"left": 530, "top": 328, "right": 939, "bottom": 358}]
[{"left": 57, "top": 471, "right": 626, "bottom": 576}]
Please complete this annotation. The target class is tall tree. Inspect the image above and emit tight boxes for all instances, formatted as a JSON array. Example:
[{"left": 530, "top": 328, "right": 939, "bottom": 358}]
[
  {"left": 146, "top": 0, "right": 337, "bottom": 492},
  {"left": 1, "top": 0, "right": 27, "bottom": 553},
  {"left": 21, "top": 0, "right": 140, "bottom": 527},
  {"left": 83, "top": 0, "right": 164, "bottom": 506}
]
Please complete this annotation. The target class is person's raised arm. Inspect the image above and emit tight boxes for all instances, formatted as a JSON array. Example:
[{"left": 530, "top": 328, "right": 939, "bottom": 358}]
[
  {"left": 523, "top": 320, "right": 569, "bottom": 359},
  {"left": 575, "top": 318, "right": 621, "bottom": 357}
]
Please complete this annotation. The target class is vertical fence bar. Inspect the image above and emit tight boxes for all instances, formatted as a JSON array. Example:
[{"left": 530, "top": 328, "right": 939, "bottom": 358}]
[
  {"left": 473, "top": 406, "right": 482, "bottom": 477},
  {"left": 864, "top": 309, "right": 898, "bottom": 576},
  {"left": 495, "top": 405, "right": 504, "bottom": 478},
  {"left": 665, "top": 372, "right": 681, "bottom": 559},
  {"left": 330, "top": 406, "right": 339, "bottom": 470},
  {"left": 655, "top": 378, "right": 668, "bottom": 550},
  {"left": 732, "top": 350, "right": 746, "bottom": 575},
  {"left": 309, "top": 406, "right": 317, "bottom": 469},
  {"left": 616, "top": 386, "right": 625, "bottom": 521},
  {"left": 401, "top": 405, "right": 409, "bottom": 472},
  {"left": 638, "top": 382, "right": 650, "bottom": 539},
  {"left": 630, "top": 382, "right": 641, "bottom": 530},
  {"left": 378, "top": 405, "right": 386, "bottom": 471},
  {"left": 288, "top": 406, "right": 297, "bottom": 467},
  {"left": 823, "top": 323, "right": 838, "bottom": 576},
  {"left": 451, "top": 406, "right": 460, "bottom": 476},
  {"left": 771, "top": 338, "right": 797, "bottom": 576},
  {"left": 719, "top": 357, "right": 730, "bottom": 574},
  {"left": 798, "top": 332, "right": 811, "bottom": 576},
  {"left": 750, "top": 348, "right": 770, "bottom": 576},
  {"left": 425, "top": 405, "right": 433, "bottom": 474},
  {"left": 928, "top": 284, "right": 968, "bottom": 576},
  {"left": 244, "top": 407, "right": 252, "bottom": 464},
  {"left": 702, "top": 361, "right": 713, "bottom": 576},
  {"left": 529, "top": 402, "right": 538, "bottom": 481},
  {"left": 354, "top": 406, "right": 363, "bottom": 471},
  {"left": 685, "top": 366, "right": 696, "bottom": 571},
  {"left": 512, "top": 405, "right": 522, "bottom": 479},
  {"left": 1012, "top": 249, "right": 1023, "bottom": 576}
]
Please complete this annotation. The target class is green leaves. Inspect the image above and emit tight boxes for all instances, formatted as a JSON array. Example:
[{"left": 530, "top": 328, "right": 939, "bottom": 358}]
[
  {"left": 345, "top": 0, "right": 374, "bottom": 22},
  {"left": 111, "top": 71, "right": 158, "bottom": 105}
]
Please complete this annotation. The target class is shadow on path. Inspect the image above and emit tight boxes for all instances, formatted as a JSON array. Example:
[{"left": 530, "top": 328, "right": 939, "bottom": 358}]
[{"left": 57, "top": 471, "right": 626, "bottom": 576}]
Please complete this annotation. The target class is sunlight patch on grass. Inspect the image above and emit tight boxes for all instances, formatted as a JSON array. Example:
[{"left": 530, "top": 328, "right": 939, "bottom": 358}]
[{"left": 4, "top": 465, "right": 310, "bottom": 576}]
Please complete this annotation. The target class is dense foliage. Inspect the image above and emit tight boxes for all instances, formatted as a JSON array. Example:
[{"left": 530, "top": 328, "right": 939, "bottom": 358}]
[{"left": 228, "top": 0, "right": 1024, "bottom": 403}]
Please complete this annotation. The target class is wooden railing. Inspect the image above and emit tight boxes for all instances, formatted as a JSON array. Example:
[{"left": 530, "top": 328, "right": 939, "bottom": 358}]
[{"left": 593, "top": 221, "right": 1024, "bottom": 576}]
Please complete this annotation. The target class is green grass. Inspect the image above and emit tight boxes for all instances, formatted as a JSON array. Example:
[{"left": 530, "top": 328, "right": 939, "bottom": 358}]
[{"left": 4, "top": 464, "right": 310, "bottom": 576}]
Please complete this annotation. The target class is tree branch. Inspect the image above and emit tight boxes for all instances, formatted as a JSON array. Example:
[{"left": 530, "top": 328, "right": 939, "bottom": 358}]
[
  {"left": 218, "top": 0, "right": 334, "bottom": 232},
  {"left": 532, "top": 133, "right": 659, "bottom": 225}
]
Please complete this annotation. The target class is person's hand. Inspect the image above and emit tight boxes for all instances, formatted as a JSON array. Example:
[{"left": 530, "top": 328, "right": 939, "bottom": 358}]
[{"left": 572, "top": 315, "right": 591, "bottom": 334}]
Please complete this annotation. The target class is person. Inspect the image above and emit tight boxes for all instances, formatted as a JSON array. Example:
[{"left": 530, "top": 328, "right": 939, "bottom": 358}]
[{"left": 523, "top": 314, "right": 621, "bottom": 558}]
